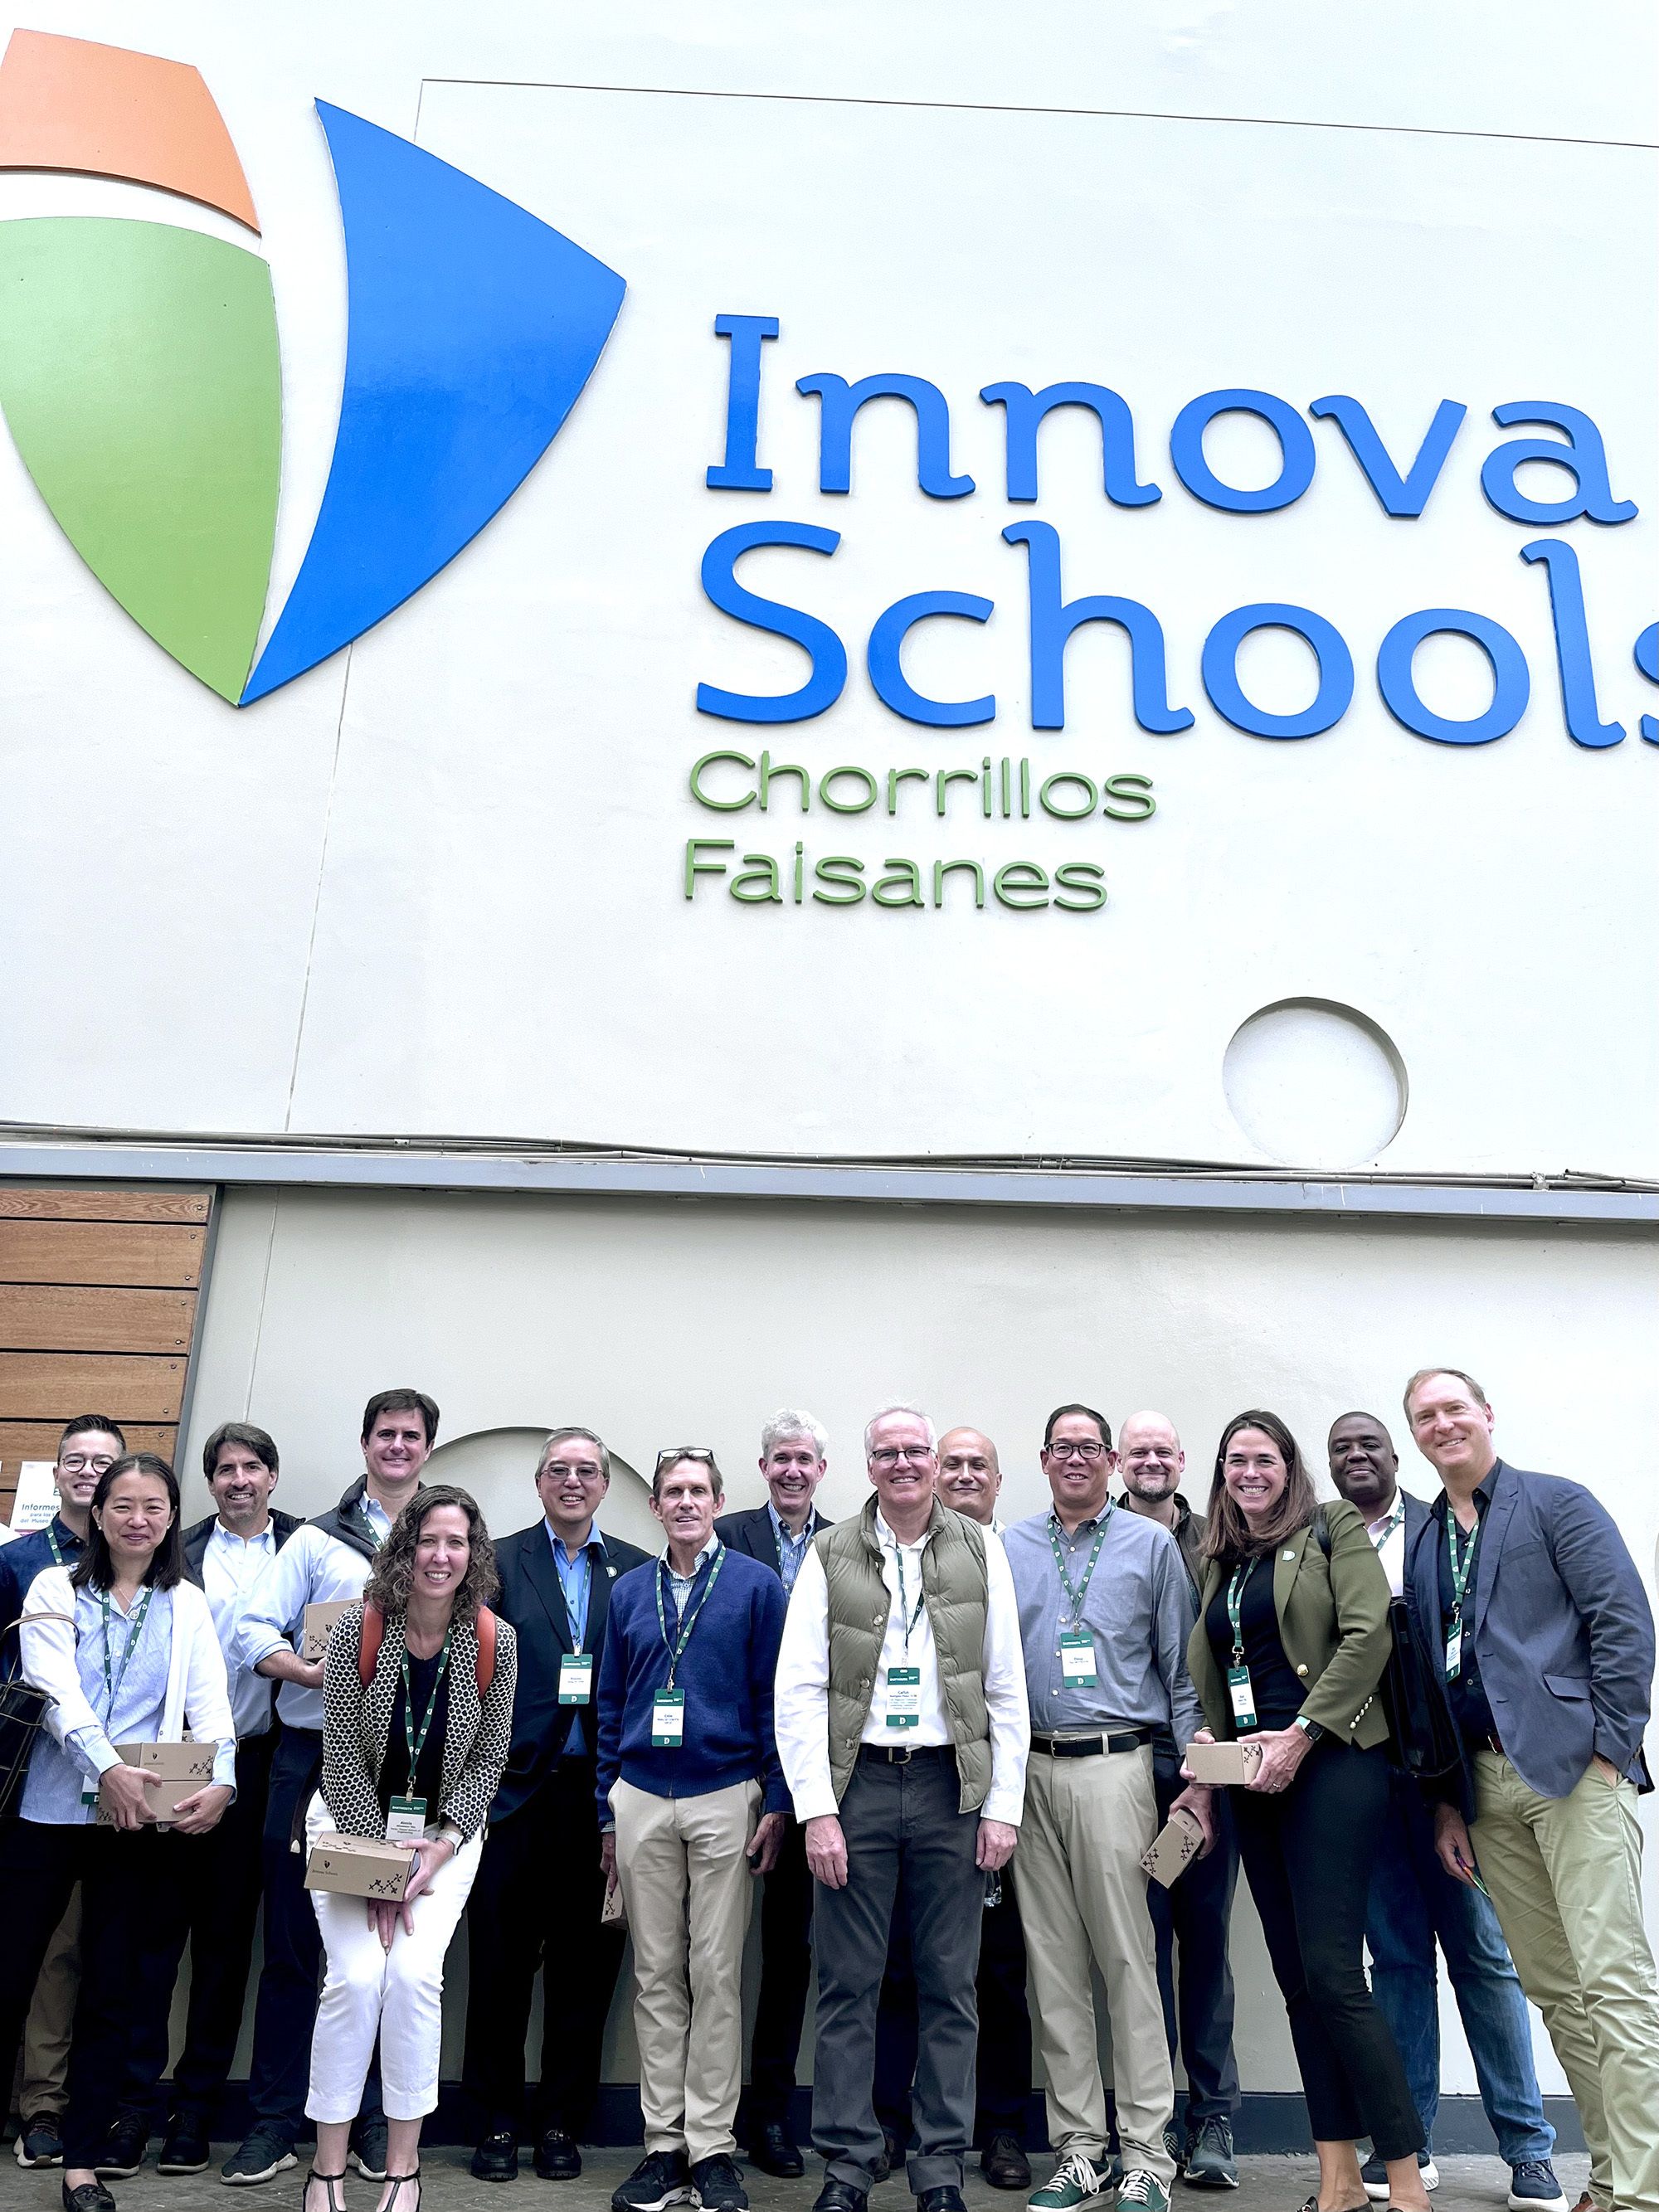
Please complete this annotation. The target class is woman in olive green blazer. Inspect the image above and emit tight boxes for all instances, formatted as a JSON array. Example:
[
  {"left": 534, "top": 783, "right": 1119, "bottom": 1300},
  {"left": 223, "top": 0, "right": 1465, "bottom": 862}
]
[{"left": 1185, "top": 1410, "right": 1426, "bottom": 2212}]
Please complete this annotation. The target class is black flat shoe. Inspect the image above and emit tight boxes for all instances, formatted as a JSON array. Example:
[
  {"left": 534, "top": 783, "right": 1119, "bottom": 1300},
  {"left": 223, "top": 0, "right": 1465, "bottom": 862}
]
[
  {"left": 748, "top": 2124, "right": 804, "bottom": 2180},
  {"left": 473, "top": 2132, "right": 518, "bottom": 2182},
  {"left": 537, "top": 2132, "right": 582, "bottom": 2181},
  {"left": 62, "top": 2185, "right": 116, "bottom": 2212}
]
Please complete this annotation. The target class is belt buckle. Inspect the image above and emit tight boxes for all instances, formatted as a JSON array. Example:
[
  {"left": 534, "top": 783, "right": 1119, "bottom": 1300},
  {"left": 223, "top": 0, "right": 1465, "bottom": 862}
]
[{"left": 890, "top": 1743, "right": 912, "bottom": 1765}]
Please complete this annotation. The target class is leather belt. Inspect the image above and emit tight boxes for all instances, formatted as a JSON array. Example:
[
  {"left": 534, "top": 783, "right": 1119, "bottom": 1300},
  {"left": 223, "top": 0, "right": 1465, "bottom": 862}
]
[
  {"left": 1032, "top": 1728, "right": 1151, "bottom": 1759},
  {"left": 859, "top": 1743, "right": 955, "bottom": 1767},
  {"left": 1476, "top": 1731, "right": 1506, "bottom": 1757}
]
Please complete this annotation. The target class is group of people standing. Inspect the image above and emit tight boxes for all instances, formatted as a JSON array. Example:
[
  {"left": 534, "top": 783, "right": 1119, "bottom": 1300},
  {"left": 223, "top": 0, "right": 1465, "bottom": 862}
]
[{"left": 0, "top": 1369, "right": 1653, "bottom": 2212}]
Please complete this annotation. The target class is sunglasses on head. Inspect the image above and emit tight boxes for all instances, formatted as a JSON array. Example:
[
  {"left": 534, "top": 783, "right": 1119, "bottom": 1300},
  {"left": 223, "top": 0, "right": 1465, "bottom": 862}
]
[{"left": 654, "top": 1446, "right": 716, "bottom": 1468}]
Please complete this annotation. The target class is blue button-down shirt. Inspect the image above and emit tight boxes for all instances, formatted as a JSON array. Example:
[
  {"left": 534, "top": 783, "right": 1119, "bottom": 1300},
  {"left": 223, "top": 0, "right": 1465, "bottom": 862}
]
[
  {"left": 22, "top": 1586, "right": 175, "bottom": 1826},
  {"left": 767, "top": 1504, "right": 815, "bottom": 1595},
  {"left": 546, "top": 1519, "right": 606, "bottom": 1754}
]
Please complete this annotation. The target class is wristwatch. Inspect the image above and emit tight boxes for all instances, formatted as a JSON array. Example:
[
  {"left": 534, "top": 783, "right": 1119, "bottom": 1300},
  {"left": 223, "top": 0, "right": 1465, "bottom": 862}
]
[{"left": 1293, "top": 1716, "right": 1326, "bottom": 1747}]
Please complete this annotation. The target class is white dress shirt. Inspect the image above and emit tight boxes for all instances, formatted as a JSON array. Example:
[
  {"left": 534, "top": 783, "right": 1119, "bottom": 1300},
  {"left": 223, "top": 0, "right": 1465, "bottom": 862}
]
[
  {"left": 1367, "top": 1497, "right": 1408, "bottom": 1597},
  {"left": 236, "top": 1524, "right": 377, "bottom": 1732},
  {"left": 774, "top": 1507, "right": 1029, "bottom": 1827},
  {"left": 202, "top": 1519, "right": 279, "bottom": 1738}
]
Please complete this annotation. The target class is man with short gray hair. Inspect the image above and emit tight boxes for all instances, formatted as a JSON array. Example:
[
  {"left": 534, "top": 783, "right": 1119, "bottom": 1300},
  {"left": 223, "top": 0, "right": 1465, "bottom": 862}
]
[
  {"left": 775, "top": 1403, "right": 1029, "bottom": 2212},
  {"left": 717, "top": 1412, "right": 835, "bottom": 2176}
]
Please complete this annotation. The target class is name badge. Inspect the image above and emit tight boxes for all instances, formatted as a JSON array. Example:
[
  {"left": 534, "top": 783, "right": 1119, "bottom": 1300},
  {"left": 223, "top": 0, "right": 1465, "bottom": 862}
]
[
  {"left": 81, "top": 1786, "right": 100, "bottom": 1808},
  {"left": 886, "top": 1665, "right": 921, "bottom": 1728},
  {"left": 652, "top": 1688, "right": 686, "bottom": 1748},
  {"left": 1059, "top": 1631, "right": 1097, "bottom": 1687},
  {"left": 1227, "top": 1665, "right": 1258, "bottom": 1729},
  {"left": 386, "top": 1795, "right": 427, "bottom": 1841},
  {"left": 559, "top": 1653, "right": 594, "bottom": 1705},
  {"left": 1444, "top": 1623, "right": 1463, "bottom": 1680}
]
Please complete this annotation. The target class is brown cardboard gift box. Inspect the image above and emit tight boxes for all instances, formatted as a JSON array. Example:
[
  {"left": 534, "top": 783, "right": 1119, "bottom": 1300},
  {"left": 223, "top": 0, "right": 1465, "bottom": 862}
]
[
  {"left": 301, "top": 1599, "right": 355, "bottom": 1660},
  {"left": 304, "top": 1830, "right": 414, "bottom": 1902},
  {"left": 1141, "top": 1804, "right": 1206, "bottom": 1887},
  {"left": 94, "top": 1739, "right": 217, "bottom": 1827},
  {"left": 1184, "top": 1739, "right": 1265, "bottom": 1787}
]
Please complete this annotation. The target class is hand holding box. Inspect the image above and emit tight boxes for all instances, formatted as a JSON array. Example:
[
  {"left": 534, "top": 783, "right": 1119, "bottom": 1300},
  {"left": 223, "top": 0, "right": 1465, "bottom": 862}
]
[{"left": 1184, "top": 1739, "right": 1265, "bottom": 1787}]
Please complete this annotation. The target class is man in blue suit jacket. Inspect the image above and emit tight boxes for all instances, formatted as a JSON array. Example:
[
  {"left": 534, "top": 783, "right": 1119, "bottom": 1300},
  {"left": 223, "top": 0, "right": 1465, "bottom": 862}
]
[
  {"left": 1401, "top": 1369, "right": 1658, "bottom": 2212},
  {"left": 462, "top": 1427, "right": 650, "bottom": 2183}
]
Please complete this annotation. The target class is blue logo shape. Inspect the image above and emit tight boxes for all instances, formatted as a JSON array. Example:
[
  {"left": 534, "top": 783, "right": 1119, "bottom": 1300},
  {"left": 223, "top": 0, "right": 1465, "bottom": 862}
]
[{"left": 241, "top": 102, "right": 625, "bottom": 704}]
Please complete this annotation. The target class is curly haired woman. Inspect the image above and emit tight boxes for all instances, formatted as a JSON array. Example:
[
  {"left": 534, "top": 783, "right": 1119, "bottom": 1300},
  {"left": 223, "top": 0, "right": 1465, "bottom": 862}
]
[{"left": 302, "top": 1485, "right": 518, "bottom": 2212}]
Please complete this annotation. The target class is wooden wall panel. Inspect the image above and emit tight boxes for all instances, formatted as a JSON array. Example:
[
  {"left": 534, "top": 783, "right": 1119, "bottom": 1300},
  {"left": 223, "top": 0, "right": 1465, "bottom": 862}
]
[
  {"left": 0, "top": 1221, "right": 205, "bottom": 1287},
  {"left": 0, "top": 1286, "right": 195, "bottom": 1354},
  {"left": 0, "top": 1189, "right": 210, "bottom": 1224},
  {"left": 0, "top": 1354, "right": 186, "bottom": 1422}
]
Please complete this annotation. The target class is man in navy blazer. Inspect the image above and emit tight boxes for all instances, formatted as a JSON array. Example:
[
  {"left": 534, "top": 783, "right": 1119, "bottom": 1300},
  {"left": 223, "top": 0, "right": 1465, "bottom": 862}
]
[
  {"left": 1401, "top": 1369, "right": 1659, "bottom": 2212},
  {"left": 463, "top": 1427, "right": 650, "bottom": 2184},
  {"left": 714, "top": 1410, "right": 834, "bottom": 2180}
]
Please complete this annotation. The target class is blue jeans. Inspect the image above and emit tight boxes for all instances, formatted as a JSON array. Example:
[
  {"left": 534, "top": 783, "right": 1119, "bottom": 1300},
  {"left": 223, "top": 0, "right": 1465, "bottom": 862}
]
[{"left": 1365, "top": 1767, "right": 1553, "bottom": 2165}]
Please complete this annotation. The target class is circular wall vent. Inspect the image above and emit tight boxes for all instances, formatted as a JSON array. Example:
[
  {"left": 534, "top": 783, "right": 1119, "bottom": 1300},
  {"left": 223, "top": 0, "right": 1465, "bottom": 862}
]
[{"left": 1223, "top": 999, "right": 1407, "bottom": 1169}]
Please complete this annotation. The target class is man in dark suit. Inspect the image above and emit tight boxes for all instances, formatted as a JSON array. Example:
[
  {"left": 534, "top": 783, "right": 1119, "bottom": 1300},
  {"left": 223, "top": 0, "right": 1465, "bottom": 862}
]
[
  {"left": 108, "top": 1422, "right": 302, "bottom": 2178},
  {"left": 1402, "top": 1369, "right": 1658, "bottom": 2212},
  {"left": 465, "top": 1426, "right": 650, "bottom": 2183},
  {"left": 715, "top": 1409, "right": 833, "bottom": 2180}
]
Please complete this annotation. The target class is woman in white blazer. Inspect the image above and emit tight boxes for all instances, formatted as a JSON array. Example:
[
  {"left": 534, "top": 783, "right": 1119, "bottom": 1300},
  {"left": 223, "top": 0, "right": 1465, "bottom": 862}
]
[{"left": 0, "top": 1453, "right": 235, "bottom": 2212}]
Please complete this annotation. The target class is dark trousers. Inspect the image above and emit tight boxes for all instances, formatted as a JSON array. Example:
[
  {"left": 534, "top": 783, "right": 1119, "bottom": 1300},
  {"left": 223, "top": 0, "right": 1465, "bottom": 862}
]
[
  {"left": 873, "top": 1860, "right": 1030, "bottom": 2144},
  {"left": 246, "top": 1723, "right": 381, "bottom": 2139},
  {"left": 746, "top": 1816, "right": 815, "bottom": 2130},
  {"left": 1149, "top": 1755, "right": 1241, "bottom": 2124},
  {"left": 119, "top": 1728, "right": 279, "bottom": 2125},
  {"left": 461, "top": 1756, "right": 625, "bottom": 2142},
  {"left": 811, "top": 1751, "right": 984, "bottom": 2195},
  {"left": 1231, "top": 1741, "right": 1424, "bottom": 2161},
  {"left": 0, "top": 1820, "right": 182, "bottom": 2168}
]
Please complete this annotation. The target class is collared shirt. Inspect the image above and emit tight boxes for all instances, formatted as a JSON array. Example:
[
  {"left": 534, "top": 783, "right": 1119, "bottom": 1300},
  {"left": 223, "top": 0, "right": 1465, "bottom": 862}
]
[
  {"left": 773, "top": 1507, "right": 1029, "bottom": 1827},
  {"left": 1366, "top": 1496, "right": 1408, "bottom": 1598},
  {"left": 666, "top": 1534, "right": 719, "bottom": 1617},
  {"left": 766, "top": 1503, "right": 815, "bottom": 1595},
  {"left": 362, "top": 1495, "right": 392, "bottom": 1544},
  {"left": 1004, "top": 1505, "right": 1204, "bottom": 1748},
  {"left": 546, "top": 1519, "right": 607, "bottom": 1755},
  {"left": 21, "top": 1586, "right": 175, "bottom": 1826},
  {"left": 1433, "top": 1475, "right": 1499, "bottom": 1748},
  {"left": 236, "top": 1522, "right": 377, "bottom": 1733},
  {"left": 203, "top": 1520, "right": 279, "bottom": 1738}
]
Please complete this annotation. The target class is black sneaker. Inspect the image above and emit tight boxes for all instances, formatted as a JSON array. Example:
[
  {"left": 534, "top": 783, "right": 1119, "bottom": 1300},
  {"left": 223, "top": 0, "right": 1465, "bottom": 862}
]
[
  {"left": 690, "top": 2156, "right": 749, "bottom": 2212},
  {"left": 472, "top": 2132, "right": 519, "bottom": 2183},
  {"left": 158, "top": 2115, "right": 212, "bottom": 2176},
  {"left": 612, "top": 2151, "right": 694, "bottom": 2211},
  {"left": 1182, "top": 2119, "right": 1238, "bottom": 2191},
  {"left": 17, "top": 2112, "right": 65, "bottom": 2168},
  {"left": 1508, "top": 2166, "right": 1568, "bottom": 2212},
  {"left": 537, "top": 2130, "right": 582, "bottom": 2181},
  {"left": 221, "top": 2126, "right": 299, "bottom": 2185},
  {"left": 94, "top": 2116, "right": 150, "bottom": 2180},
  {"left": 352, "top": 2120, "right": 390, "bottom": 2181}
]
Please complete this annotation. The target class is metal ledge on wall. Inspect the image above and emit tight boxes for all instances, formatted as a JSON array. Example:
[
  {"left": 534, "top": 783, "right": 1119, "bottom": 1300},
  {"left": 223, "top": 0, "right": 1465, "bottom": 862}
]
[{"left": 0, "top": 1126, "right": 1653, "bottom": 1225}]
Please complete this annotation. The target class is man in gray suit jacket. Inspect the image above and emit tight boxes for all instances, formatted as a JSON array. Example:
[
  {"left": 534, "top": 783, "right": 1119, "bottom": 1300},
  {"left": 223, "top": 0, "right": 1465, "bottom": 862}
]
[{"left": 1402, "top": 1369, "right": 1658, "bottom": 2212}]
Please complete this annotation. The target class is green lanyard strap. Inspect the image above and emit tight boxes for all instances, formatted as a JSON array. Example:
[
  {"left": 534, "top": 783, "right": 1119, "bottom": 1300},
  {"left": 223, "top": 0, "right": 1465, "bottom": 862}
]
[
  {"left": 1446, "top": 1509, "right": 1481, "bottom": 1626},
  {"left": 557, "top": 1548, "right": 592, "bottom": 1655},
  {"left": 401, "top": 1626, "right": 453, "bottom": 1791},
  {"left": 46, "top": 1525, "right": 65, "bottom": 1569},
  {"left": 1048, "top": 1506, "right": 1113, "bottom": 1623},
  {"left": 1225, "top": 1556, "right": 1258, "bottom": 1665},
  {"left": 99, "top": 1587, "right": 153, "bottom": 1717},
  {"left": 889, "top": 1541, "right": 929, "bottom": 1655},
  {"left": 1369, "top": 1496, "right": 1406, "bottom": 1552},
  {"left": 654, "top": 1544, "right": 727, "bottom": 1689}
]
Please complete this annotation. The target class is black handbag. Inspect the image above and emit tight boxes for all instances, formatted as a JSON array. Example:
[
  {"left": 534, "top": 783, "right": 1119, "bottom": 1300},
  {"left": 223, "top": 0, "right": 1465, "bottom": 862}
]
[
  {"left": 0, "top": 1612, "right": 75, "bottom": 1818},
  {"left": 1312, "top": 1509, "right": 1461, "bottom": 1779}
]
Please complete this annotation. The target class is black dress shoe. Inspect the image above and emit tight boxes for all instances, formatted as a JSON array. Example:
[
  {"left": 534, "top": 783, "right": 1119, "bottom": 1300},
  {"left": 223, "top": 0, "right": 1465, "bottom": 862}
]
[
  {"left": 814, "top": 2184, "right": 870, "bottom": 2212},
  {"left": 980, "top": 2135, "right": 1032, "bottom": 2191},
  {"left": 536, "top": 2130, "right": 582, "bottom": 2180},
  {"left": 472, "top": 2132, "right": 519, "bottom": 2182},
  {"left": 917, "top": 2192, "right": 966, "bottom": 2212},
  {"left": 748, "top": 2124, "right": 805, "bottom": 2180},
  {"left": 873, "top": 2131, "right": 900, "bottom": 2187}
]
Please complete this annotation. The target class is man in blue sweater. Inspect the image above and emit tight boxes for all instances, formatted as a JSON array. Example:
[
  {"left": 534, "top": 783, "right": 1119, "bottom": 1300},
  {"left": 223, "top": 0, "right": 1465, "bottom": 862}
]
[{"left": 597, "top": 1451, "right": 790, "bottom": 2212}]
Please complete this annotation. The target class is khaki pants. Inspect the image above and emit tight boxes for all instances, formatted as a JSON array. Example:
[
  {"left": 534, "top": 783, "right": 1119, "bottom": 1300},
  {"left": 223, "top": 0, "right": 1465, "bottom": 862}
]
[
  {"left": 1017, "top": 1744, "right": 1175, "bottom": 2184},
  {"left": 612, "top": 1777, "right": 760, "bottom": 2165},
  {"left": 8, "top": 1891, "right": 80, "bottom": 2119},
  {"left": 1472, "top": 1751, "right": 1659, "bottom": 2212}
]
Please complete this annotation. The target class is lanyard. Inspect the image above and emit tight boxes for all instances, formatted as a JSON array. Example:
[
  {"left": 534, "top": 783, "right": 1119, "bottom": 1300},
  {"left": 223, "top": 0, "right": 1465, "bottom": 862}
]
[
  {"left": 1446, "top": 1507, "right": 1481, "bottom": 1625},
  {"left": 557, "top": 1546, "right": 592, "bottom": 1653},
  {"left": 1225, "top": 1557, "right": 1258, "bottom": 1665},
  {"left": 47, "top": 1524, "right": 65, "bottom": 1569},
  {"left": 654, "top": 1544, "right": 726, "bottom": 1688},
  {"left": 401, "top": 1627, "right": 453, "bottom": 1787},
  {"left": 1048, "top": 1505, "right": 1113, "bottom": 1622},
  {"left": 889, "top": 1539, "right": 929, "bottom": 1655},
  {"left": 1369, "top": 1496, "right": 1405, "bottom": 1552},
  {"left": 100, "top": 1587, "right": 153, "bottom": 1715}
]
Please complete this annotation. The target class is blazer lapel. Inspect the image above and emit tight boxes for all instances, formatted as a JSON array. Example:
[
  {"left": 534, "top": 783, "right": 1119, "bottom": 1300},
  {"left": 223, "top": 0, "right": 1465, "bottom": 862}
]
[
  {"left": 521, "top": 1526, "right": 573, "bottom": 1653},
  {"left": 1470, "top": 1462, "right": 1515, "bottom": 1643},
  {"left": 587, "top": 1531, "right": 625, "bottom": 1646},
  {"left": 1272, "top": 1524, "right": 1309, "bottom": 1623}
]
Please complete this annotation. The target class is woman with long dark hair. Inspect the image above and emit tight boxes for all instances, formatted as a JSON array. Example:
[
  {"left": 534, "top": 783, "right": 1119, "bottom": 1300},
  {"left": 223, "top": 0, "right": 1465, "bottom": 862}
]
[
  {"left": 303, "top": 1484, "right": 517, "bottom": 2212},
  {"left": 0, "top": 1452, "right": 235, "bottom": 2212},
  {"left": 1185, "top": 1412, "right": 1428, "bottom": 2212}
]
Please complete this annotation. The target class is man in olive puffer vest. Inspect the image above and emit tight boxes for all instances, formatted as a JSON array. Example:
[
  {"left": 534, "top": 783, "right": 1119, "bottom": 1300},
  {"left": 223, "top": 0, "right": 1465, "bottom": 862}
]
[{"left": 774, "top": 1403, "right": 1030, "bottom": 2212}]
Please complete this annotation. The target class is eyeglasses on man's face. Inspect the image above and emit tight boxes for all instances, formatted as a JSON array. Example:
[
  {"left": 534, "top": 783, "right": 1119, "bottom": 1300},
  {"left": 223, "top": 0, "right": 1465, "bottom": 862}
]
[
  {"left": 1046, "top": 1438, "right": 1107, "bottom": 1461},
  {"left": 870, "top": 1445, "right": 935, "bottom": 1467},
  {"left": 59, "top": 1453, "right": 116, "bottom": 1475}
]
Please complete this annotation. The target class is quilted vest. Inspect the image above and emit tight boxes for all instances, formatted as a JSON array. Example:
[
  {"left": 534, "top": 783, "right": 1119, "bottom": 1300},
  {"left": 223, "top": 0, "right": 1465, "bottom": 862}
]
[{"left": 817, "top": 1495, "right": 992, "bottom": 1813}]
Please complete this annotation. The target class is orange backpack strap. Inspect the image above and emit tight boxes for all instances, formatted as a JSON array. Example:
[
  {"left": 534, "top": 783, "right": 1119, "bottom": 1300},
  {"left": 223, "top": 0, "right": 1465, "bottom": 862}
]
[
  {"left": 474, "top": 1607, "right": 497, "bottom": 1696},
  {"left": 358, "top": 1600, "right": 384, "bottom": 1687}
]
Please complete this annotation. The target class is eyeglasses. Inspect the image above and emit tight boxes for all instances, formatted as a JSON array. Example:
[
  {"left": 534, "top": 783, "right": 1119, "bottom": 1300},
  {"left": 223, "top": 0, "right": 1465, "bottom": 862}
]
[
  {"left": 59, "top": 1454, "right": 116, "bottom": 1475},
  {"left": 544, "top": 1461, "right": 605, "bottom": 1481},
  {"left": 1046, "top": 1439, "right": 1107, "bottom": 1461},
  {"left": 870, "top": 1445, "right": 934, "bottom": 1467}
]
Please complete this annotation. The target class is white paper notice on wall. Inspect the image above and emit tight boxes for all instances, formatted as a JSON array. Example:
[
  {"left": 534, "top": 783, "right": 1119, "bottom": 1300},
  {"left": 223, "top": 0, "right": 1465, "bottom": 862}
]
[{"left": 10, "top": 1463, "right": 61, "bottom": 1536}]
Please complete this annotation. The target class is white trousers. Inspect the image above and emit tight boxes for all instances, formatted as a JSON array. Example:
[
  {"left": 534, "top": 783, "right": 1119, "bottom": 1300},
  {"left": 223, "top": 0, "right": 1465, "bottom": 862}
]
[{"left": 304, "top": 1791, "right": 482, "bottom": 2123}]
